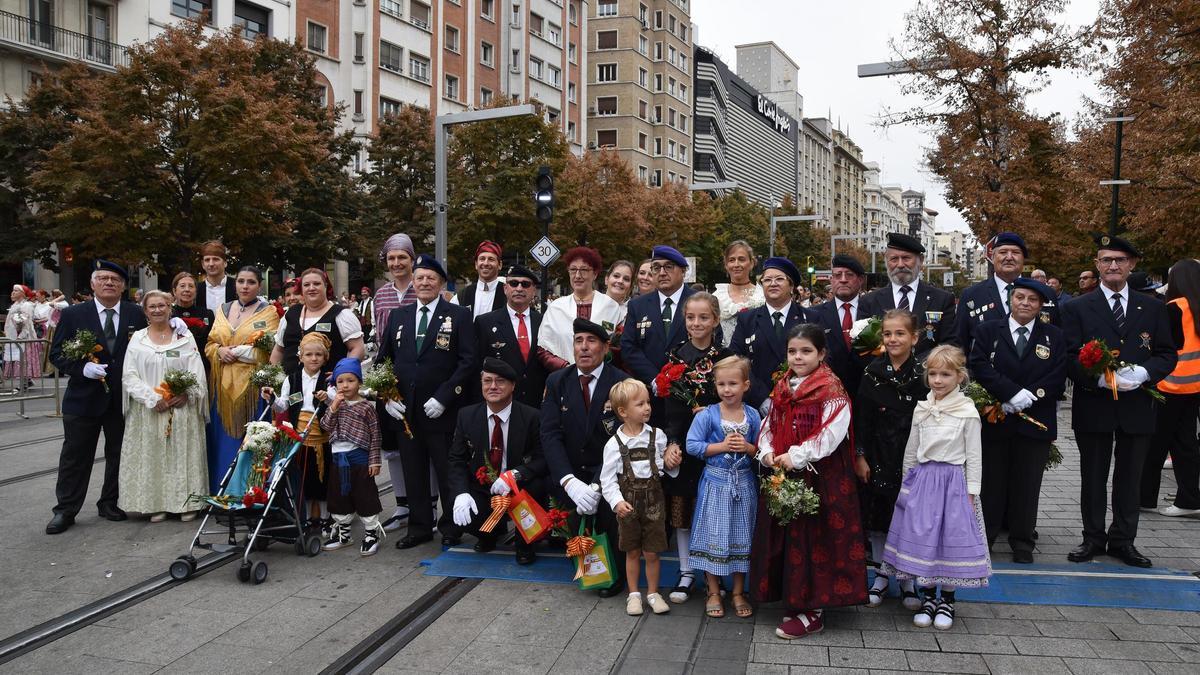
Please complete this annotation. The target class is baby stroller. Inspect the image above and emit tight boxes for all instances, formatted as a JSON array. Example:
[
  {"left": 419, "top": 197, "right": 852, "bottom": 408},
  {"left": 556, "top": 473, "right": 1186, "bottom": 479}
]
[{"left": 169, "top": 409, "right": 321, "bottom": 584}]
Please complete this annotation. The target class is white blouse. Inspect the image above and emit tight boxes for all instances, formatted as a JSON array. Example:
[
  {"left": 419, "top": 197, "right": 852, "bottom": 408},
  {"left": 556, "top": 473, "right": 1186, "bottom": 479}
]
[
  {"left": 600, "top": 425, "right": 678, "bottom": 509},
  {"left": 271, "top": 370, "right": 321, "bottom": 414},
  {"left": 755, "top": 376, "right": 851, "bottom": 470},
  {"left": 274, "top": 305, "right": 364, "bottom": 346},
  {"left": 901, "top": 408, "right": 983, "bottom": 495},
  {"left": 538, "top": 291, "right": 624, "bottom": 363},
  {"left": 713, "top": 283, "right": 764, "bottom": 347},
  {"left": 121, "top": 330, "right": 208, "bottom": 418}
]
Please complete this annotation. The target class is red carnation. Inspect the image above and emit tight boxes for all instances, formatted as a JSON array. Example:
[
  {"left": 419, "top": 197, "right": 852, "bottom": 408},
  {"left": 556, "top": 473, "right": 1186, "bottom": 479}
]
[{"left": 182, "top": 317, "right": 206, "bottom": 329}]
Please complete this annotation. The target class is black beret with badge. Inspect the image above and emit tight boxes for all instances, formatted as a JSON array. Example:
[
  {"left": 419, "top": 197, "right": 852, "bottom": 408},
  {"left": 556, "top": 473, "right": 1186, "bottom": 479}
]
[
  {"left": 1094, "top": 234, "right": 1141, "bottom": 258},
  {"left": 93, "top": 259, "right": 129, "bottom": 283},
  {"left": 573, "top": 318, "right": 609, "bottom": 342},
  {"left": 831, "top": 254, "right": 866, "bottom": 276},
  {"left": 504, "top": 264, "right": 540, "bottom": 283},
  {"left": 413, "top": 254, "right": 448, "bottom": 280},
  {"left": 885, "top": 232, "right": 926, "bottom": 255},
  {"left": 481, "top": 357, "right": 518, "bottom": 382}
]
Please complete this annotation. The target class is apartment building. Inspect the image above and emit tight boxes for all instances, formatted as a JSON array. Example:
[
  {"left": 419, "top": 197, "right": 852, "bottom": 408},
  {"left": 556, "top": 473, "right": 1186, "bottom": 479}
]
[
  {"left": 586, "top": 0, "right": 691, "bottom": 187},
  {"left": 902, "top": 188, "right": 938, "bottom": 254},
  {"left": 863, "top": 161, "right": 906, "bottom": 248},
  {"left": 831, "top": 126, "right": 865, "bottom": 239},
  {"left": 799, "top": 117, "right": 832, "bottom": 220}
]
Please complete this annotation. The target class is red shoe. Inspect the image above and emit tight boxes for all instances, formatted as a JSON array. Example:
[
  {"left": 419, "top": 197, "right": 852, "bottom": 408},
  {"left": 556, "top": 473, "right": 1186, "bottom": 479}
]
[{"left": 775, "top": 611, "right": 824, "bottom": 639}]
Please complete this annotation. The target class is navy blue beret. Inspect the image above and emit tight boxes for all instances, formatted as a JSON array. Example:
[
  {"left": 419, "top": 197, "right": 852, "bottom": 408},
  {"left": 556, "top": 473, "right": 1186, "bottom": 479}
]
[
  {"left": 92, "top": 259, "right": 128, "bottom": 283},
  {"left": 482, "top": 357, "right": 518, "bottom": 381},
  {"left": 762, "top": 257, "right": 802, "bottom": 285},
  {"left": 413, "top": 254, "right": 447, "bottom": 281},
  {"left": 831, "top": 254, "right": 865, "bottom": 276},
  {"left": 651, "top": 245, "right": 688, "bottom": 268},
  {"left": 992, "top": 232, "right": 1028, "bottom": 256},
  {"left": 573, "top": 318, "right": 609, "bottom": 342},
  {"left": 1012, "top": 277, "right": 1054, "bottom": 303},
  {"left": 1094, "top": 234, "right": 1141, "bottom": 258}
]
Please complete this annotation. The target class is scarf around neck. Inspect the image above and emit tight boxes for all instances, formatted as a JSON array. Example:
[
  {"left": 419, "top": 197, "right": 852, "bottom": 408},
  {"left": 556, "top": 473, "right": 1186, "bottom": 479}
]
[
  {"left": 767, "top": 362, "right": 850, "bottom": 456},
  {"left": 913, "top": 387, "right": 979, "bottom": 426}
]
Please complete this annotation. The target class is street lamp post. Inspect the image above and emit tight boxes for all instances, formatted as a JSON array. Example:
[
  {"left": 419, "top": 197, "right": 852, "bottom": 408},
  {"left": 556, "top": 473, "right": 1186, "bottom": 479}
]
[
  {"left": 769, "top": 214, "right": 825, "bottom": 258},
  {"left": 434, "top": 104, "right": 538, "bottom": 269},
  {"left": 1100, "top": 114, "right": 1134, "bottom": 237}
]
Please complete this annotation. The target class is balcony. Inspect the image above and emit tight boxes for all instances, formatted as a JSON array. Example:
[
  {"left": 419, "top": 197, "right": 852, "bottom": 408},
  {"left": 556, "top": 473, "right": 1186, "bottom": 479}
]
[{"left": 0, "top": 9, "right": 129, "bottom": 71}]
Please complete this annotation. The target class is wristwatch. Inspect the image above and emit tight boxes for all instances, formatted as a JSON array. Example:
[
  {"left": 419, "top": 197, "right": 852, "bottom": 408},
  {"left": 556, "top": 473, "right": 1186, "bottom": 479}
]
[{"left": 510, "top": 469, "right": 522, "bottom": 482}]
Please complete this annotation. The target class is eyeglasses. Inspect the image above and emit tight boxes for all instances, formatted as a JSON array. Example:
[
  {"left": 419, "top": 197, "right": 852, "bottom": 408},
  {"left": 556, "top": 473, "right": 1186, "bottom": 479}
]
[
  {"left": 506, "top": 279, "right": 534, "bottom": 288},
  {"left": 93, "top": 275, "right": 123, "bottom": 285},
  {"left": 1097, "top": 256, "right": 1130, "bottom": 267},
  {"left": 650, "top": 262, "right": 678, "bottom": 273},
  {"left": 761, "top": 275, "right": 789, "bottom": 286},
  {"left": 567, "top": 267, "right": 593, "bottom": 276}
]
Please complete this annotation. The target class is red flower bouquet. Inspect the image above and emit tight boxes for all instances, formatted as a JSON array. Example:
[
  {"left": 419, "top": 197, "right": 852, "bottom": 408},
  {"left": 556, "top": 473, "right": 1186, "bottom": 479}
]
[
  {"left": 654, "top": 353, "right": 718, "bottom": 412},
  {"left": 1078, "top": 338, "right": 1164, "bottom": 402},
  {"left": 475, "top": 464, "right": 499, "bottom": 486},
  {"left": 242, "top": 485, "right": 268, "bottom": 507}
]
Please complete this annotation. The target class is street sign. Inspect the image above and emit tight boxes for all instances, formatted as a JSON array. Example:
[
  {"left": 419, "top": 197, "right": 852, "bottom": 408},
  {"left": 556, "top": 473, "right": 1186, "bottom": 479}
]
[
  {"left": 943, "top": 272, "right": 955, "bottom": 287},
  {"left": 529, "top": 236, "right": 560, "bottom": 267}
]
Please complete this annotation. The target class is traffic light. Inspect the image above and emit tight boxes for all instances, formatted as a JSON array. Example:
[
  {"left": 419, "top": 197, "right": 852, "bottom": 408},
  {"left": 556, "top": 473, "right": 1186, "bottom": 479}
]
[
  {"left": 535, "top": 165, "right": 554, "bottom": 224},
  {"left": 805, "top": 255, "right": 815, "bottom": 274}
]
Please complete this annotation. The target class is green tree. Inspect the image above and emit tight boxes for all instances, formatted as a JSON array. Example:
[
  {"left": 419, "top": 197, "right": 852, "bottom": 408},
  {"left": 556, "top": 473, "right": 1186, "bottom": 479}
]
[
  {"left": 360, "top": 105, "right": 436, "bottom": 278},
  {"left": 554, "top": 149, "right": 650, "bottom": 266}
]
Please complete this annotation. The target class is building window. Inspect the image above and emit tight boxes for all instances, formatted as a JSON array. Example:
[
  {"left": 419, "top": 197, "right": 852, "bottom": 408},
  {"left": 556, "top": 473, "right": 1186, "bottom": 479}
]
[
  {"left": 381, "top": 0, "right": 403, "bottom": 18},
  {"left": 568, "top": 82, "right": 576, "bottom": 102},
  {"left": 548, "top": 65, "right": 562, "bottom": 88},
  {"left": 668, "top": 108, "right": 676, "bottom": 126},
  {"left": 668, "top": 45, "right": 676, "bottom": 65},
  {"left": 652, "top": 169, "right": 662, "bottom": 187},
  {"left": 444, "top": 25, "right": 460, "bottom": 52},
  {"left": 654, "top": 10, "right": 662, "bottom": 28},
  {"left": 380, "top": 97, "right": 402, "bottom": 117},
  {"left": 444, "top": 74, "right": 459, "bottom": 100},
  {"left": 596, "top": 30, "right": 617, "bottom": 50},
  {"left": 668, "top": 139, "right": 676, "bottom": 159},
  {"left": 679, "top": 83, "right": 687, "bottom": 100},
  {"left": 354, "top": 32, "right": 365, "bottom": 62},
  {"left": 638, "top": 68, "right": 647, "bottom": 87},
  {"left": 529, "top": 13, "right": 544, "bottom": 36},
  {"left": 638, "top": 99, "right": 647, "bottom": 119},
  {"left": 481, "top": 0, "right": 494, "bottom": 20},
  {"left": 568, "top": 121, "right": 577, "bottom": 141},
  {"left": 511, "top": 3, "right": 521, "bottom": 26},
  {"left": 668, "top": 76, "right": 676, "bottom": 95},
  {"left": 233, "top": 1, "right": 270, "bottom": 39},
  {"left": 679, "top": 24, "right": 688, "bottom": 43},
  {"left": 680, "top": 145, "right": 687, "bottom": 164},
  {"left": 596, "top": 129, "right": 617, "bottom": 148},
  {"left": 596, "top": 96, "right": 617, "bottom": 115},
  {"left": 639, "top": 35, "right": 648, "bottom": 55},
  {"left": 638, "top": 133, "right": 647, "bottom": 151},
  {"left": 597, "top": 1, "right": 617, "bottom": 17},
  {"left": 653, "top": 105, "right": 661, "bottom": 123},
  {"left": 306, "top": 22, "right": 327, "bottom": 53},
  {"left": 680, "top": 114, "right": 687, "bottom": 132},
  {"left": 654, "top": 137, "right": 662, "bottom": 154},
  {"left": 172, "top": 0, "right": 212, "bottom": 22},
  {"left": 547, "top": 108, "right": 560, "bottom": 125},
  {"left": 639, "top": 3, "right": 648, "bottom": 24},
  {"left": 410, "top": 1, "right": 431, "bottom": 29},
  {"left": 596, "top": 63, "right": 616, "bottom": 82},
  {"left": 409, "top": 53, "right": 430, "bottom": 82},
  {"left": 639, "top": 165, "right": 648, "bottom": 183},
  {"left": 654, "top": 42, "right": 662, "bottom": 60},
  {"left": 353, "top": 90, "right": 364, "bottom": 116},
  {"left": 547, "top": 22, "right": 561, "bottom": 45},
  {"left": 529, "top": 56, "right": 543, "bottom": 80},
  {"left": 669, "top": 14, "right": 677, "bottom": 33},
  {"left": 654, "top": 73, "right": 662, "bottom": 91},
  {"left": 381, "top": 40, "right": 403, "bottom": 72},
  {"left": 481, "top": 41, "right": 494, "bottom": 67},
  {"left": 481, "top": 88, "right": 493, "bottom": 105},
  {"left": 511, "top": 48, "right": 521, "bottom": 71},
  {"left": 568, "top": 42, "right": 576, "bottom": 62},
  {"left": 678, "top": 53, "right": 687, "bottom": 71}
]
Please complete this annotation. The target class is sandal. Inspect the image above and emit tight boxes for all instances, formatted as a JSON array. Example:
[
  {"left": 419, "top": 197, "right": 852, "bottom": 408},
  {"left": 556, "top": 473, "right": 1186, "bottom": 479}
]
[
  {"left": 731, "top": 593, "right": 754, "bottom": 618},
  {"left": 705, "top": 592, "right": 725, "bottom": 618}
]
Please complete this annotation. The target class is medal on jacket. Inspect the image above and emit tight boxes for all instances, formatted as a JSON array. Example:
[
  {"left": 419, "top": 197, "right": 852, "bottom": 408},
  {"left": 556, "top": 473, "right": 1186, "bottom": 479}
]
[{"left": 1141, "top": 332, "right": 1151, "bottom": 349}]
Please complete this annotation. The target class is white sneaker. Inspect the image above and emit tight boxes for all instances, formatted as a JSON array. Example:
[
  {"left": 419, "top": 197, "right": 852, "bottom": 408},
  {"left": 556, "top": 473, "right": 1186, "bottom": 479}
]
[
  {"left": 1159, "top": 504, "right": 1200, "bottom": 517},
  {"left": 626, "top": 592, "right": 644, "bottom": 616},
  {"left": 646, "top": 593, "right": 670, "bottom": 615},
  {"left": 933, "top": 601, "right": 955, "bottom": 630},
  {"left": 360, "top": 531, "right": 381, "bottom": 556}
]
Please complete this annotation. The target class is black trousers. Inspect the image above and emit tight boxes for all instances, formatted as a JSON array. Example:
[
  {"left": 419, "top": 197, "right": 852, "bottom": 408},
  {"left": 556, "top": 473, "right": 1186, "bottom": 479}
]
[
  {"left": 1076, "top": 430, "right": 1151, "bottom": 548},
  {"left": 397, "top": 428, "right": 456, "bottom": 539},
  {"left": 550, "top": 468, "right": 625, "bottom": 590},
  {"left": 465, "top": 478, "right": 546, "bottom": 554},
  {"left": 54, "top": 400, "right": 124, "bottom": 516},
  {"left": 981, "top": 436, "right": 1049, "bottom": 554},
  {"left": 1141, "top": 392, "right": 1200, "bottom": 509}
]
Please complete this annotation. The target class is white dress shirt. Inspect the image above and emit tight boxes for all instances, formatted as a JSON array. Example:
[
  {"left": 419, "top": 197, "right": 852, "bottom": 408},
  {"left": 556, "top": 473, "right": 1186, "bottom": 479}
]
[
  {"left": 485, "top": 402, "right": 513, "bottom": 471},
  {"left": 891, "top": 281, "right": 920, "bottom": 309},
  {"left": 577, "top": 362, "right": 605, "bottom": 400},
  {"left": 764, "top": 300, "right": 798, "bottom": 325},
  {"left": 600, "top": 424, "right": 678, "bottom": 509},
  {"left": 94, "top": 298, "right": 121, "bottom": 326},
  {"left": 837, "top": 297, "right": 860, "bottom": 323},
  {"left": 994, "top": 275, "right": 1019, "bottom": 316},
  {"left": 508, "top": 304, "right": 533, "bottom": 341},
  {"left": 415, "top": 296, "right": 441, "bottom": 337},
  {"left": 473, "top": 277, "right": 500, "bottom": 318},
  {"left": 659, "top": 285, "right": 685, "bottom": 321},
  {"left": 1008, "top": 316, "right": 1036, "bottom": 348},
  {"left": 204, "top": 277, "right": 227, "bottom": 312},
  {"left": 1099, "top": 283, "right": 1130, "bottom": 316},
  {"left": 272, "top": 369, "right": 321, "bottom": 413}
]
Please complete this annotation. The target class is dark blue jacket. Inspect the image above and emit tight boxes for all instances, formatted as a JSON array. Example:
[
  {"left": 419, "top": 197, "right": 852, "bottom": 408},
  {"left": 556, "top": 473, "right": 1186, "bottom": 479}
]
[
  {"left": 956, "top": 277, "right": 1061, "bottom": 359},
  {"left": 383, "top": 299, "right": 477, "bottom": 434},
  {"left": 541, "top": 363, "right": 627, "bottom": 484},
  {"left": 967, "top": 318, "right": 1067, "bottom": 441},
  {"left": 1062, "top": 288, "right": 1177, "bottom": 435},
  {"left": 620, "top": 286, "right": 696, "bottom": 386},
  {"left": 49, "top": 300, "right": 147, "bottom": 417},
  {"left": 729, "top": 302, "right": 811, "bottom": 408},
  {"left": 810, "top": 298, "right": 870, "bottom": 398}
]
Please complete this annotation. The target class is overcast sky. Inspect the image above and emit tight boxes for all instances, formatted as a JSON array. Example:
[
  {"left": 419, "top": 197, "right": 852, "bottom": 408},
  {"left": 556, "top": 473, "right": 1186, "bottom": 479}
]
[{"left": 691, "top": 0, "right": 1104, "bottom": 239}]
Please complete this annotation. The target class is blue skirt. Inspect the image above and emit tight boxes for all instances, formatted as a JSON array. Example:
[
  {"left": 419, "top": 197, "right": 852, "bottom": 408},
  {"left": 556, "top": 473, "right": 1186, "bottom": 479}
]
[
  {"left": 205, "top": 398, "right": 264, "bottom": 495},
  {"left": 688, "top": 460, "right": 757, "bottom": 575}
]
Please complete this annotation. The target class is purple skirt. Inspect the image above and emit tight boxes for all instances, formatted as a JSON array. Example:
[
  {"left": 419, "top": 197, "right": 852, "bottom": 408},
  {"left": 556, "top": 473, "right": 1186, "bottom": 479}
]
[{"left": 880, "top": 461, "right": 990, "bottom": 587}]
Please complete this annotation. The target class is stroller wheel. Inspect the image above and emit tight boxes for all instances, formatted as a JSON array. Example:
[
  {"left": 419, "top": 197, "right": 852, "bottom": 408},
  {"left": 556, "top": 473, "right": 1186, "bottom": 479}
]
[
  {"left": 237, "top": 561, "right": 252, "bottom": 583},
  {"left": 252, "top": 561, "right": 269, "bottom": 585},
  {"left": 305, "top": 535, "right": 322, "bottom": 557},
  {"left": 169, "top": 558, "right": 193, "bottom": 581}
]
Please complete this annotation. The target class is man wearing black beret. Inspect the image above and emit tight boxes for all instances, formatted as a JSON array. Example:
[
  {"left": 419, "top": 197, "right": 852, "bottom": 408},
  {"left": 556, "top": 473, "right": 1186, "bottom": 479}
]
[
  {"left": 46, "top": 260, "right": 148, "bottom": 534},
  {"left": 1062, "top": 235, "right": 1176, "bottom": 568},
  {"left": 811, "top": 254, "right": 870, "bottom": 398},
  {"left": 447, "top": 358, "right": 546, "bottom": 564},
  {"left": 859, "top": 232, "right": 957, "bottom": 356},
  {"left": 474, "top": 265, "right": 547, "bottom": 409}
]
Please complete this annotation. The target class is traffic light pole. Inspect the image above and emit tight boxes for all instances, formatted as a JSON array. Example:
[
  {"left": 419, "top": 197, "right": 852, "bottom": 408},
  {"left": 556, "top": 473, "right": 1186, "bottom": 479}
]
[{"left": 434, "top": 104, "right": 538, "bottom": 270}]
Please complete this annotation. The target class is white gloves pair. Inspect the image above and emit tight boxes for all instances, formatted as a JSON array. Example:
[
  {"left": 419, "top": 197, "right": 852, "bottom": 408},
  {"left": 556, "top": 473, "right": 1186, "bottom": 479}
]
[
  {"left": 384, "top": 400, "right": 406, "bottom": 419},
  {"left": 1097, "top": 365, "right": 1148, "bottom": 391},
  {"left": 491, "top": 471, "right": 514, "bottom": 496},
  {"left": 452, "top": 493, "right": 478, "bottom": 527},
  {"left": 1002, "top": 389, "right": 1038, "bottom": 414},
  {"left": 83, "top": 362, "right": 108, "bottom": 380},
  {"left": 563, "top": 476, "right": 600, "bottom": 515},
  {"left": 168, "top": 317, "right": 189, "bottom": 338},
  {"left": 382, "top": 398, "right": 442, "bottom": 419}
]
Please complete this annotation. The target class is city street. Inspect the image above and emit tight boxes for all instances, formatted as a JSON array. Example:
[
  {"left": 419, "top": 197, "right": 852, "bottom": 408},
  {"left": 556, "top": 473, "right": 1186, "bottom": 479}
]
[{"left": 1, "top": 389, "right": 1198, "bottom": 674}]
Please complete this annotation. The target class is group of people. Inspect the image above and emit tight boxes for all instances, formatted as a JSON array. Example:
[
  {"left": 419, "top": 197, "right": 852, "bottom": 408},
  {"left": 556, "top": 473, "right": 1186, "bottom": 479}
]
[{"left": 35, "top": 225, "right": 1199, "bottom": 641}]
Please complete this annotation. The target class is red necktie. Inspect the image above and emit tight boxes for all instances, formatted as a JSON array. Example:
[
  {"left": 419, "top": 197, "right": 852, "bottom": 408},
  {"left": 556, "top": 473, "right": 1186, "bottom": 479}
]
[
  {"left": 489, "top": 414, "right": 503, "bottom": 470},
  {"left": 579, "top": 374, "right": 593, "bottom": 411},
  {"left": 516, "top": 312, "right": 530, "bottom": 361},
  {"left": 841, "top": 303, "right": 853, "bottom": 349}
]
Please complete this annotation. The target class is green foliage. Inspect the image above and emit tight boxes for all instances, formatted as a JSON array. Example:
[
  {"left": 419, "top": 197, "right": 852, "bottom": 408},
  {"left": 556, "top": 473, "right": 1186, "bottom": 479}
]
[{"left": 361, "top": 105, "right": 436, "bottom": 278}]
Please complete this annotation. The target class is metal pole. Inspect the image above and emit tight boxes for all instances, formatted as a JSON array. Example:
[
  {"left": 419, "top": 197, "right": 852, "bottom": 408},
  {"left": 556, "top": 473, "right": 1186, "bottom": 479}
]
[
  {"left": 434, "top": 121, "right": 449, "bottom": 269},
  {"left": 1109, "top": 116, "right": 1124, "bottom": 237},
  {"left": 769, "top": 217, "right": 777, "bottom": 258}
]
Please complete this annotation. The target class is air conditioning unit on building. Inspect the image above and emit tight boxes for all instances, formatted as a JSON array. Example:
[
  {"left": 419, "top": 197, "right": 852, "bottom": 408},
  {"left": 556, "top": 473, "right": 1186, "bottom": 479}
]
[{"left": 510, "top": 64, "right": 521, "bottom": 73}]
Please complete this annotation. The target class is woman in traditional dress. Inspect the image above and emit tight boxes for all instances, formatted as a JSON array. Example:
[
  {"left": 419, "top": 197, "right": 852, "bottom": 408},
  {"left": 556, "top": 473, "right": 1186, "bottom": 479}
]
[
  {"left": 204, "top": 266, "right": 279, "bottom": 493},
  {"left": 119, "top": 290, "right": 208, "bottom": 521},
  {"left": 269, "top": 267, "right": 364, "bottom": 374},
  {"left": 170, "top": 272, "right": 215, "bottom": 372},
  {"left": 4, "top": 284, "right": 40, "bottom": 391},
  {"left": 538, "top": 246, "right": 624, "bottom": 367},
  {"left": 713, "top": 241, "right": 764, "bottom": 347}
]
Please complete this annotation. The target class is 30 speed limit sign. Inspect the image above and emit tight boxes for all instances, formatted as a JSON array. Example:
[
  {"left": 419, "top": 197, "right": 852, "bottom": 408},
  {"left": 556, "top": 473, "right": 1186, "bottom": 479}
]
[{"left": 530, "top": 236, "right": 561, "bottom": 267}]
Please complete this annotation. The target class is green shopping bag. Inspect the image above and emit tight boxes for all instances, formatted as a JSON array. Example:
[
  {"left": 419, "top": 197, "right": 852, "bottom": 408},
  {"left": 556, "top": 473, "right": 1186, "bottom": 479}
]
[{"left": 570, "top": 515, "right": 617, "bottom": 591}]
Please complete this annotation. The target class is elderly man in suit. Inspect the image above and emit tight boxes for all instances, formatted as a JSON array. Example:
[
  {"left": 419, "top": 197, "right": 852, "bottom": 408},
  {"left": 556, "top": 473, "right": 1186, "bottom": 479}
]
[
  {"left": 449, "top": 358, "right": 546, "bottom": 565},
  {"left": 730, "top": 256, "right": 811, "bottom": 409},
  {"left": 1062, "top": 236, "right": 1177, "bottom": 568},
  {"left": 620, "top": 245, "right": 694, "bottom": 424},
  {"left": 474, "top": 265, "right": 547, "bottom": 409},
  {"left": 46, "top": 260, "right": 149, "bottom": 534},
  {"left": 542, "top": 318, "right": 629, "bottom": 597},
  {"left": 197, "top": 240, "right": 237, "bottom": 314},
  {"left": 968, "top": 278, "right": 1068, "bottom": 564},
  {"left": 956, "top": 232, "right": 1060, "bottom": 358},
  {"left": 860, "top": 232, "right": 956, "bottom": 356},
  {"left": 811, "top": 254, "right": 870, "bottom": 398},
  {"left": 382, "top": 255, "right": 478, "bottom": 549},
  {"left": 455, "top": 240, "right": 507, "bottom": 319}
]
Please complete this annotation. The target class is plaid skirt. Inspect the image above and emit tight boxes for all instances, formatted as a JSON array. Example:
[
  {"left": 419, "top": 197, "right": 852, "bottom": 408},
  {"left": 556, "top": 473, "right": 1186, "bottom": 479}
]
[{"left": 688, "top": 460, "right": 757, "bottom": 575}]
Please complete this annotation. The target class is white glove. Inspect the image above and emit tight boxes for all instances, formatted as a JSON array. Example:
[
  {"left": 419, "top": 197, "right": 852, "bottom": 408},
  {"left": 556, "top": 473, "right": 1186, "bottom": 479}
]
[
  {"left": 564, "top": 476, "right": 600, "bottom": 515},
  {"left": 758, "top": 399, "right": 772, "bottom": 417},
  {"left": 1118, "top": 365, "right": 1149, "bottom": 386},
  {"left": 82, "top": 362, "right": 108, "bottom": 380},
  {"left": 1115, "top": 374, "right": 1141, "bottom": 391},
  {"left": 1001, "top": 402, "right": 1018, "bottom": 414},
  {"left": 384, "top": 400, "right": 406, "bottom": 420},
  {"left": 651, "top": 380, "right": 658, "bottom": 396},
  {"left": 452, "top": 493, "right": 478, "bottom": 527},
  {"left": 490, "top": 473, "right": 512, "bottom": 496},
  {"left": 169, "top": 316, "right": 189, "bottom": 338},
  {"left": 231, "top": 345, "right": 258, "bottom": 363},
  {"left": 326, "top": 386, "right": 338, "bottom": 401},
  {"left": 1098, "top": 373, "right": 1113, "bottom": 390},
  {"left": 1007, "top": 389, "right": 1037, "bottom": 412},
  {"left": 423, "top": 398, "right": 445, "bottom": 419}
]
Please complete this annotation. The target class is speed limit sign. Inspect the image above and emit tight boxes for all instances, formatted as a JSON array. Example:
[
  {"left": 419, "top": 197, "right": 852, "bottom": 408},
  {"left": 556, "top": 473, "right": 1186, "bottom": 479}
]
[{"left": 530, "top": 236, "right": 561, "bottom": 267}]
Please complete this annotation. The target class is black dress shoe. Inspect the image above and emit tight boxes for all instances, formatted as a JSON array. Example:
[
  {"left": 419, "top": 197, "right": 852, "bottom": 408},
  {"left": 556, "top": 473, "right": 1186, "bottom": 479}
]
[
  {"left": 97, "top": 505, "right": 127, "bottom": 521},
  {"left": 515, "top": 549, "right": 537, "bottom": 566},
  {"left": 1067, "top": 541, "right": 1105, "bottom": 563},
  {"left": 598, "top": 584, "right": 625, "bottom": 598},
  {"left": 1012, "top": 550, "right": 1034, "bottom": 564},
  {"left": 441, "top": 535, "right": 463, "bottom": 547},
  {"left": 1108, "top": 544, "right": 1152, "bottom": 568},
  {"left": 473, "top": 538, "right": 496, "bottom": 553},
  {"left": 395, "top": 534, "right": 433, "bottom": 549},
  {"left": 45, "top": 513, "right": 75, "bottom": 534}
]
